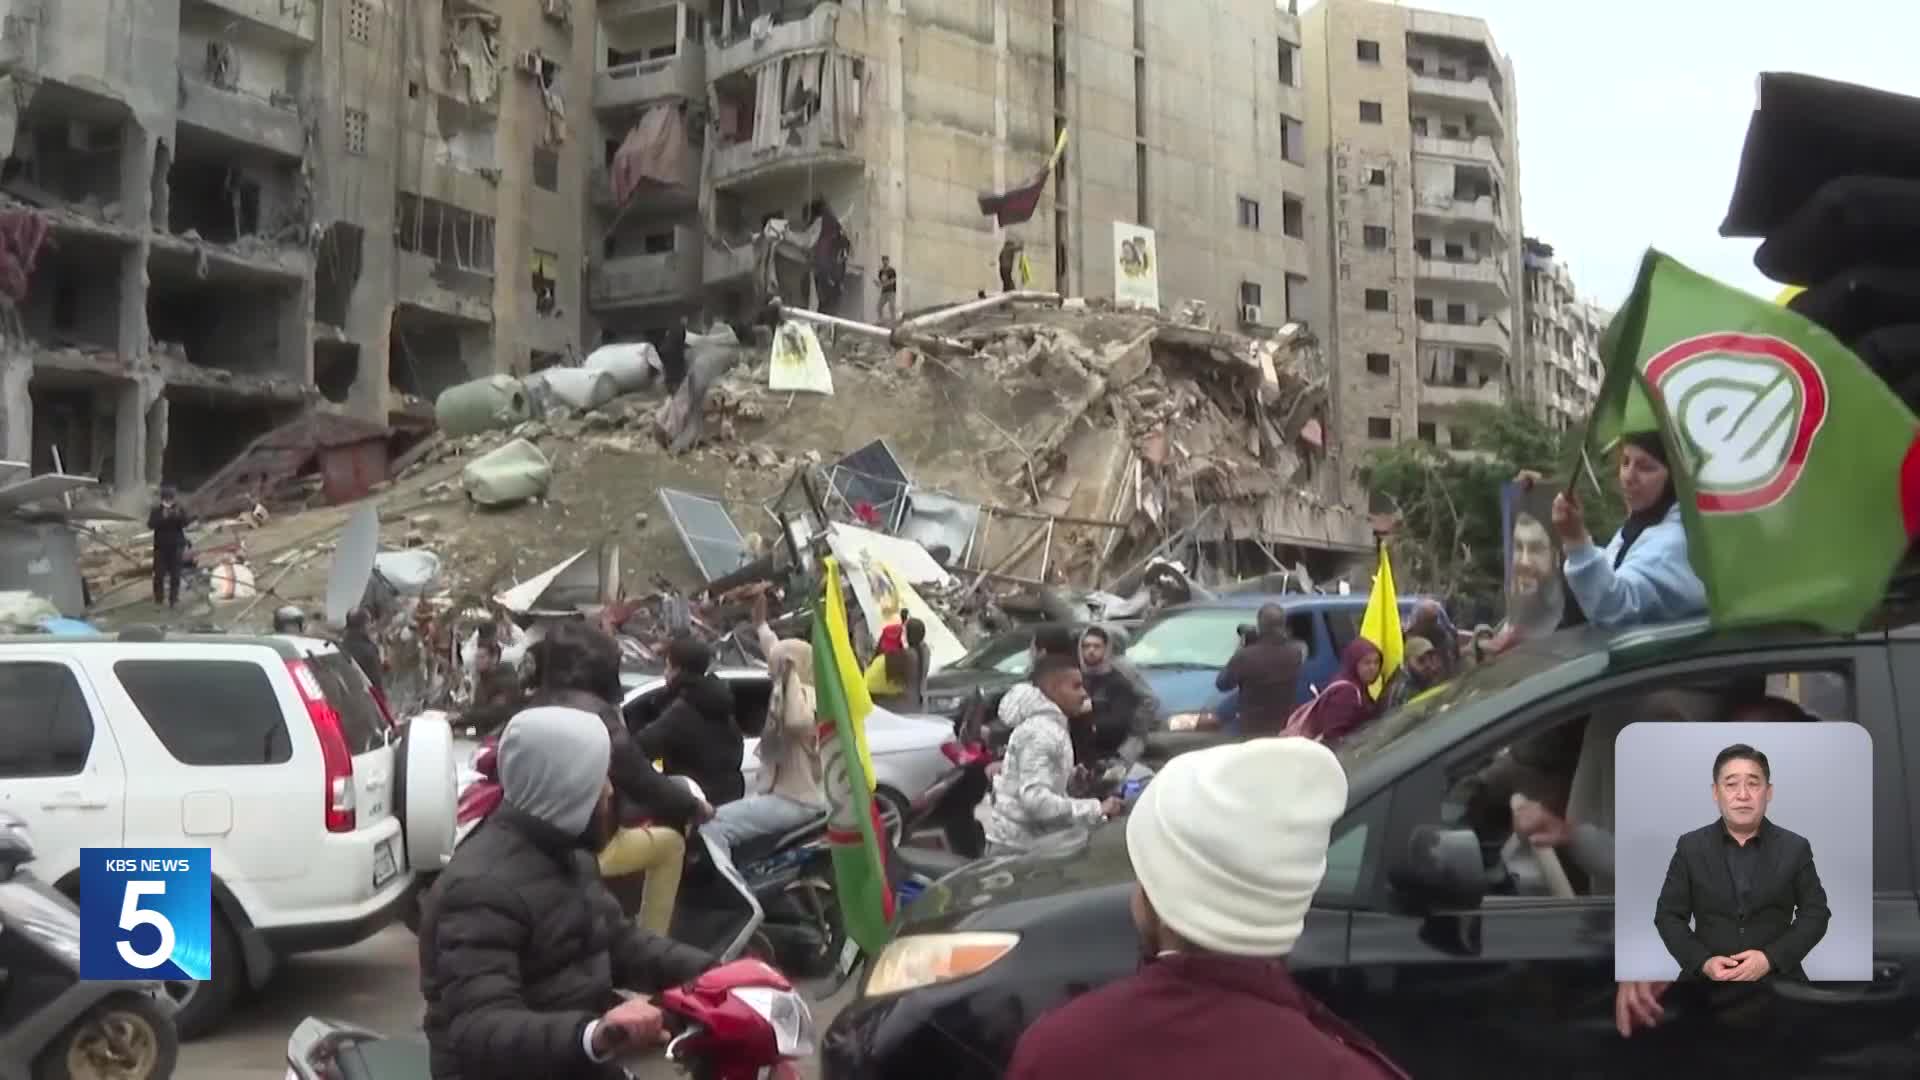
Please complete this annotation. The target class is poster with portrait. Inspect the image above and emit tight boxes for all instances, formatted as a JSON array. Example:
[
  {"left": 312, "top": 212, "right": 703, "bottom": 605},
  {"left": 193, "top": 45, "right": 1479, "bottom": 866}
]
[
  {"left": 1500, "top": 480, "right": 1565, "bottom": 639},
  {"left": 1113, "top": 222, "right": 1159, "bottom": 310}
]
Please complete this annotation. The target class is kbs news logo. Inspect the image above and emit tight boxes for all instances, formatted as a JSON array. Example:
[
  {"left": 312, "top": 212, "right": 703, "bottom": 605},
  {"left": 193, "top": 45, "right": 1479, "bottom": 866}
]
[{"left": 78, "top": 848, "right": 212, "bottom": 981}]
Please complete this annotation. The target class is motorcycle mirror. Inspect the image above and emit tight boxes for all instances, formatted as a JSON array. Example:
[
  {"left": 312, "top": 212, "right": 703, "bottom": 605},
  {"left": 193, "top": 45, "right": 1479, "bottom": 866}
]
[{"left": 0, "top": 812, "right": 35, "bottom": 878}]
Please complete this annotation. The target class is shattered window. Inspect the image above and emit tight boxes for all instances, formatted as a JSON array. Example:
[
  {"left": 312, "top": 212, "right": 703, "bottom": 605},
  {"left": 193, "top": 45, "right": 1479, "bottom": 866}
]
[
  {"left": 396, "top": 192, "right": 496, "bottom": 275},
  {"left": 1367, "top": 416, "right": 1393, "bottom": 440},
  {"left": 531, "top": 249, "right": 558, "bottom": 314}
]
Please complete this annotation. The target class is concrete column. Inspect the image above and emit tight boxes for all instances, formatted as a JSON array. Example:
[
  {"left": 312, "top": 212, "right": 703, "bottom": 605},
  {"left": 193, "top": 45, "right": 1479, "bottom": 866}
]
[
  {"left": 143, "top": 393, "right": 167, "bottom": 488},
  {"left": 113, "top": 380, "right": 148, "bottom": 497},
  {"left": 118, "top": 246, "right": 149, "bottom": 365},
  {"left": 0, "top": 347, "right": 32, "bottom": 464}
]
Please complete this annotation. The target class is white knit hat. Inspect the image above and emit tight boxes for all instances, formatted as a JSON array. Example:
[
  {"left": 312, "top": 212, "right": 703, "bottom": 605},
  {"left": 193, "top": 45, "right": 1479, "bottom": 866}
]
[{"left": 1126, "top": 738, "right": 1349, "bottom": 956}]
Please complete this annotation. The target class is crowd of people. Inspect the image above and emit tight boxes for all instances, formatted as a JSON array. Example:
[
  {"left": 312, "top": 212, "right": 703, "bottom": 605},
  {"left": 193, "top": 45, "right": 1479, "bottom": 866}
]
[{"left": 395, "top": 426, "right": 1769, "bottom": 1077}]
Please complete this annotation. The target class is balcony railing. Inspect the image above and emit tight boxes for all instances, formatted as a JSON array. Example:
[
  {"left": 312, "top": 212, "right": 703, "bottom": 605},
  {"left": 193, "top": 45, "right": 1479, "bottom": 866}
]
[
  {"left": 197, "top": 0, "right": 318, "bottom": 45},
  {"left": 591, "top": 232, "right": 704, "bottom": 308},
  {"left": 1415, "top": 255, "right": 1510, "bottom": 297},
  {"left": 1409, "top": 72, "right": 1506, "bottom": 132},
  {"left": 709, "top": 124, "right": 862, "bottom": 190},
  {"left": 709, "top": 2, "right": 842, "bottom": 83},
  {"left": 594, "top": 49, "right": 705, "bottom": 112},
  {"left": 1417, "top": 317, "right": 1512, "bottom": 355},
  {"left": 1420, "top": 379, "right": 1505, "bottom": 410},
  {"left": 1411, "top": 133, "right": 1505, "bottom": 181},
  {"left": 1413, "top": 193, "right": 1508, "bottom": 237},
  {"left": 175, "top": 70, "right": 307, "bottom": 159}
]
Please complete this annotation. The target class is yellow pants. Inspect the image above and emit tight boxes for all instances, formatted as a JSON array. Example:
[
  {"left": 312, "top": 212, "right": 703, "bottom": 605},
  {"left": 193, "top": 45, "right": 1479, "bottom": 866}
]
[{"left": 596, "top": 826, "right": 685, "bottom": 936}]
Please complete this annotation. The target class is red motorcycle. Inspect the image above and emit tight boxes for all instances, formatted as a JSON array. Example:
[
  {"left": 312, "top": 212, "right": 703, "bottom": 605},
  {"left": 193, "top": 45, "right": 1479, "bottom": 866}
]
[{"left": 283, "top": 958, "right": 814, "bottom": 1080}]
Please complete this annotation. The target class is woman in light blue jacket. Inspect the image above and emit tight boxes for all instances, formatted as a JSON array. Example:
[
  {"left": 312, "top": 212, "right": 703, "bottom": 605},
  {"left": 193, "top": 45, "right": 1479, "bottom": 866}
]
[{"left": 1544, "top": 430, "right": 1706, "bottom": 629}]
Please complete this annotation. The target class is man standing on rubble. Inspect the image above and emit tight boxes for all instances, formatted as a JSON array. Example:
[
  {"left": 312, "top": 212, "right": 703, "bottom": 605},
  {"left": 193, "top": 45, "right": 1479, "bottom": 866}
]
[
  {"left": 660, "top": 315, "right": 690, "bottom": 393},
  {"left": 148, "top": 484, "right": 192, "bottom": 610},
  {"left": 1215, "top": 603, "right": 1305, "bottom": 737},
  {"left": 998, "top": 238, "right": 1023, "bottom": 293},
  {"left": 875, "top": 256, "right": 899, "bottom": 323}
]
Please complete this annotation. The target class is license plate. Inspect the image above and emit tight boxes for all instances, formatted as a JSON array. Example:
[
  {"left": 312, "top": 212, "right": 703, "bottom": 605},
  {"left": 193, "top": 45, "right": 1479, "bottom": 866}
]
[
  {"left": 835, "top": 938, "right": 861, "bottom": 978},
  {"left": 372, "top": 839, "right": 399, "bottom": 888}
]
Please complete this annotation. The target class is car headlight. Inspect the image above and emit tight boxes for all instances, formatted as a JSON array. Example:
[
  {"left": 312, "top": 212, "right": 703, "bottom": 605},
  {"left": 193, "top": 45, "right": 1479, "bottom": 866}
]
[
  {"left": 1165, "top": 712, "right": 1216, "bottom": 732},
  {"left": 924, "top": 693, "right": 964, "bottom": 715},
  {"left": 864, "top": 932, "right": 1020, "bottom": 997}
]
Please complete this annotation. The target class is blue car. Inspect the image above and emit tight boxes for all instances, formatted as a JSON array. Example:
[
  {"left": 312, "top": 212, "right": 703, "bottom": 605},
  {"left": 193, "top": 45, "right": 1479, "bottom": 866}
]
[{"left": 1124, "top": 594, "right": 1433, "bottom": 732}]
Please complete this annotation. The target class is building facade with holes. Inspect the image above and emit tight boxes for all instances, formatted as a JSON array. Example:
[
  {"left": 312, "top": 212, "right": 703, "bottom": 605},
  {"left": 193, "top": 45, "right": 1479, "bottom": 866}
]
[{"left": 589, "top": 0, "right": 1318, "bottom": 349}]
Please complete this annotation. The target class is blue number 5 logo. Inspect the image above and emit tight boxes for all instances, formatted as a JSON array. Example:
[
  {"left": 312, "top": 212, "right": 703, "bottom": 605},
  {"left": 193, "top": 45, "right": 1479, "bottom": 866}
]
[{"left": 116, "top": 881, "right": 176, "bottom": 970}]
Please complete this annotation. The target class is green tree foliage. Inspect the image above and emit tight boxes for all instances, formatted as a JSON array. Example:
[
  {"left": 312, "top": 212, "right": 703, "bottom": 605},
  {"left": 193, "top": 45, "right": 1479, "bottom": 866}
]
[{"left": 1364, "top": 403, "right": 1625, "bottom": 606}]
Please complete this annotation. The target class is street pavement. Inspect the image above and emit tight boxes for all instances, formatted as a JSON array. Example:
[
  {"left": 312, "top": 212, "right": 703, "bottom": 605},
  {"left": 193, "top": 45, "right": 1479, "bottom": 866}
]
[{"left": 181, "top": 926, "right": 851, "bottom": 1078}]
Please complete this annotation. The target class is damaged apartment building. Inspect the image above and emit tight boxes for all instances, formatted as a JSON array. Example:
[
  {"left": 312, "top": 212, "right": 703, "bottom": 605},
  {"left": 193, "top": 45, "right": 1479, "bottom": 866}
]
[
  {"left": 588, "top": 0, "right": 1319, "bottom": 354},
  {"left": 0, "top": 0, "right": 596, "bottom": 507}
]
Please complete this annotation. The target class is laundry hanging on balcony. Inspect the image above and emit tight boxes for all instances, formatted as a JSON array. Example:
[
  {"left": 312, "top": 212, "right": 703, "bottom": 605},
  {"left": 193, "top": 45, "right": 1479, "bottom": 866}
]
[
  {"left": 979, "top": 127, "right": 1070, "bottom": 227},
  {"left": 748, "top": 51, "right": 861, "bottom": 153},
  {"left": 612, "top": 104, "right": 692, "bottom": 206}
]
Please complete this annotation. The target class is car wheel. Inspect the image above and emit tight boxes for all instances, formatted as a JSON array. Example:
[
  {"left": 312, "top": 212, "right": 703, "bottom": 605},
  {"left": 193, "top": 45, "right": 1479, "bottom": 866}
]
[
  {"left": 34, "top": 992, "right": 179, "bottom": 1080},
  {"left": 875, "top": 786, "right": 909, "bottom": 849},
  {"left": 155, "top": 909, "right": 240, "bottom": 1041}
]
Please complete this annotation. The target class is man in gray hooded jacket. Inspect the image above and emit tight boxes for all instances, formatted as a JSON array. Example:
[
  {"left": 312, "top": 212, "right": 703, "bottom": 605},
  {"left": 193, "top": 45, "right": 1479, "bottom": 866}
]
[{"left": 420, "top": 705, "right": 715, "bottom": 1078}]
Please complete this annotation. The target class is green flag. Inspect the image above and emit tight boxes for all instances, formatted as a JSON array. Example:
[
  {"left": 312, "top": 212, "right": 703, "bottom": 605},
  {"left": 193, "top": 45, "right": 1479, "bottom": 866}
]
[
  {"left": 811, "top": 557, "right": 896, "bottom": 957},
  {"left": 1589, "top": 251, "right": 1920, "bottom": 632}
]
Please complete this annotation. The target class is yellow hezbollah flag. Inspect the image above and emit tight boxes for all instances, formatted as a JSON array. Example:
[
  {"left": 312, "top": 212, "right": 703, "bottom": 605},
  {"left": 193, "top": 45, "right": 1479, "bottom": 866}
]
[{"left": 1358, "top": 544, "right": 1404, "bottom": 698}]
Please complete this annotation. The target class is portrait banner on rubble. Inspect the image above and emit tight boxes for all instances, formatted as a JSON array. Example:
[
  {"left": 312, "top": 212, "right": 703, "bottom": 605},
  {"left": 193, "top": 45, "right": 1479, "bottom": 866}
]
[{"left": 1499, "top": 480, "right": 1565, "bottom": 640}]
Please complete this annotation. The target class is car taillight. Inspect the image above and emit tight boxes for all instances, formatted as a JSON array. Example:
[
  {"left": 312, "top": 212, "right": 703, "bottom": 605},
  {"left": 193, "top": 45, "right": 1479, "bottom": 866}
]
[
  {"left": 939, "top": 740, "right": 964, "bottom": 765},
  {"left": 288, "top": 659, "right": 356, "bottom": 833}
]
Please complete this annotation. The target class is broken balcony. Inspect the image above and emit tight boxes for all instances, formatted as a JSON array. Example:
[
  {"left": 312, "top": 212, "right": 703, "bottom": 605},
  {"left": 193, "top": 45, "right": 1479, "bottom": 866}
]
[
  {"left": 394, "top": 191, "right": 495, "bottom": 323},
  {"left": 590, "top": 225, "right": 703, "bottom": 310},
  {"left": 146, "top": 246, "right": 309, "bottom": 396},
  {"left": 2, "top": 87, "right": 132, "bottom": 219},
  {"left": 596, "top": 48, "right": 705, "bottom": 112},
  {"left": 590, "top": 153, "right": 699, "bottom": 213},
  {"left": 1413, "top": 254, "right": 1510, "bottom": 304},
  {"left": 189, "top": 0, "right": 319, "bottom": 46},
  {"left": 708, "top": 51, "right": 863, "bottom": 191},
  {"left": 160, "top": 388, "right": 298, "bottom": 493},
  {"left": 1416, "top": 315, "right": 1512, "bottom": 356},
  {"left": 176, "top": 2, "right": 310, "bottom": 156},
  {"left": 163, "top": 129, "right": 310, "bottom": 255},
  {"left": 709, "top": 2, "right": 844, "bottom": 83},
  {"left": 17, "top": 227, "right": 134, "bottom": 360}
]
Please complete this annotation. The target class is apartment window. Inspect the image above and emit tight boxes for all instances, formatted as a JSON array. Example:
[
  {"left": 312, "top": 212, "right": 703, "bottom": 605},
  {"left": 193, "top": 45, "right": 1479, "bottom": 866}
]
[
  {"left": 1367, "top": 417, "right": 1393, "bottom": 440},
  {"left": 1278, "top": 41, "right": 1296, "bottom": 87},
  {"left": 531, "top": 250, "right": 558, "bottom": 315},
  {"left": 1237, "top": 197, "right": 1261, "bottom": 230},
  {"left": 1417, "top": 422, "right": 1437, "bottom": 444},
  {"left": 1444, "top": 241, "right": 1465, "bottom": 260},
  {"left": 1356, "top": 39, "right": 1380, "bottom": 63},
  {"left": 343, "top": 108, "right": 368, "bottom": 155},
  {"left": 1447, "top": 302, "right": 1468, "bottom": 324},
  {"left": 1285, "top": 273, "right": 1309, "bottom": 323},
  {"left": 1364, "top": 288, "right": 1390, "bottom": 312},
  {"left": 1240, "top": 281, "right": 1264, "bottom": 308},
  {"left": 1280, "top": 116, "right": 1305, "bottom": 164},
  {"left": 1411, "top": 116, "right": 1429, "bottom": 136},
  {"left": 348, "top": 0, "right": 373, "bottom": 44},
  {"left": 532, "top": 147, "right": 559, "bottom": 192},
  {"left": 1365, "top": 352, "right": 1391, "bottom": 376},
  {"left": 642, "top": 231, "right": 676, "bottom": 254},
  {"left": 1363, "top": 225, "right": 1388, "bottom": 250},
  {"left": 1450, "top": 427, "right": 1471, "bottom": 449},
  {"left": 1438, "top": 65, "right": 1458, "bottom": 80},
  {"left": 1442, "top": 123, "right": 1463, "bottom": 139},
  {"left": 1414, "top": 237, "right": 1432, "bottom": 257},
  {"left": 1409, "top": 56, "right": 1427, "bottom": 74},
  {"left": 1365, "top": 167, "right": 1387, "bottom": 187},
  {"left": 1359, "top": 101, "right": 1383, "bottom": 124},
  {"left": 1415, "top": 297, "right": 1434, "bottom": 320},
  {"left": 395, "top": 192, "right": 496, "bottom": 273},
  {"left": 1282, "top": 196, "right": 1305, "bottom": 238}
]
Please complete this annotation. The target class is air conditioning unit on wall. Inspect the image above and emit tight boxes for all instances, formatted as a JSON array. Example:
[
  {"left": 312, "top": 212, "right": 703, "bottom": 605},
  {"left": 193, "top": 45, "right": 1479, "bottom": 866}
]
[
  {"left": 1239, "top": 303, "right": 1263, "bottom": 326},
  {"left": 515, "top": 50, "right": 545, "bottom": 77}
]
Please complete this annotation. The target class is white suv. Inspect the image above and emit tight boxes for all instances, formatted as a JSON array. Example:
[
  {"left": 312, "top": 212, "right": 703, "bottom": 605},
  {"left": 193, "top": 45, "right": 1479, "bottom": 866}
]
[{"left": 0, "top": 631, "right": 456, "bottom": 1039}]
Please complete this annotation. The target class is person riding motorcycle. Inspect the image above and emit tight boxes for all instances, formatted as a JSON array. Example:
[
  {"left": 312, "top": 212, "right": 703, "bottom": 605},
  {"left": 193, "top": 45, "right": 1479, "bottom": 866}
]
[
  {"left": 525, "top": 621, "right": 711, "bottom": 937},
  {"left": 637, "top": 636, "right": 747, "bottom": 808},
  {"left": 419, "top": 705, "right": 716, "bottom": 1078},
  {"left": 273, "top": 605, "right": 306, "bottom": 634}
]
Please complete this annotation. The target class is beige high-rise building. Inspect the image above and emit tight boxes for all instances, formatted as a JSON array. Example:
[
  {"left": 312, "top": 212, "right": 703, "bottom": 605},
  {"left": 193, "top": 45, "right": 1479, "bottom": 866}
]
[
  {"left": 1523, "top": 236, "right": 1606, "bottom": 433},
  {"left": 1300, "top": 0, "right": 1524, "bottom": 491},
  {"left": 587, "top": 0, "right": 1317, "bottom": 343}
]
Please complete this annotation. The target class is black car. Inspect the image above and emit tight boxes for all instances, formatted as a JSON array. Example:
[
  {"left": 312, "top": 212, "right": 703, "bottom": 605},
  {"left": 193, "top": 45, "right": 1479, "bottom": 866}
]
[
  {"left": 823, "top": 619, "right": 1920, "bottom": 1078},
  {"left": 920, "top": 621, "right": 1141, "bottom": 718}
]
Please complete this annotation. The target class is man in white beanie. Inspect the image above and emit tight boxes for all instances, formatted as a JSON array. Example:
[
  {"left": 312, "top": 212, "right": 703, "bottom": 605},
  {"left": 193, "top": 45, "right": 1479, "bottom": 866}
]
[
  {"left": 1005, "top": 738, "right": 1408, "bottom": 1080},
  {"left": 420, "top": 705, "right": 718, "bottom": 1078}
]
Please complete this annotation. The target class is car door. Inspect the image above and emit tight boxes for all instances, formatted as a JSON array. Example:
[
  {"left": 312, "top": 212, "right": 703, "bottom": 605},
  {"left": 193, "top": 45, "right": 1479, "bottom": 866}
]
[
  {"left": 0, "top": 655, "right": 127, "bottom": 883},
  {"left": 1335, "top": 642, "right": 1920, "bottom": 1078}
]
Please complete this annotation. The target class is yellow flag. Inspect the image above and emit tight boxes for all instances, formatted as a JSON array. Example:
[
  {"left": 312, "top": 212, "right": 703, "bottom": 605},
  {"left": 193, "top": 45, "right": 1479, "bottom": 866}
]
[
  {"left": 1773, "top": 284, "right": 1804, "bottom": 306},
  {"left": 1358, "top": 544, "right": 1403, "bottom": 698}
]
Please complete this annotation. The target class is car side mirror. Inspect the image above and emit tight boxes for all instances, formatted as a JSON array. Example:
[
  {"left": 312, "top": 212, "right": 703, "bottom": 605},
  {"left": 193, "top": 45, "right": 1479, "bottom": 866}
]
[
  {"left": 1388, "top": 825, "right": 1488, "bottom": 913},
  {"left": 0, "top": 813, "right": 35, "bottom": 880}
]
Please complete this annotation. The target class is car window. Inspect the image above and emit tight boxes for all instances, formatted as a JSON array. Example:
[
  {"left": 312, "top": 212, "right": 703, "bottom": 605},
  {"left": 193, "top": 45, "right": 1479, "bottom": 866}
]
[
  {"left": 1417, "top": 664, "right": 1854, "bottom": 901},
  {"left": 0, "top": 661, "right": 94, "bottom": 778},
  {"left": 116, "top": 660, "right": 292, "bottom": 766},
  {"left": 1320, "top": 820, "right": 1369, "bottom": 898},
  {"left": 1287, "top": 612, "right": 1318, "bottom": 653},
  {"left": 1325, "top": 610, "right": 1359, "bottom": 654},
  {"left": 1128, "top": 610, "right": 1247, "bottom": 668},
  {"left": 307, "top": 653, "right": 391, "bottom": 755},
  {"left": 951, "top": 633, "right": 1034, "bottom": 674}
]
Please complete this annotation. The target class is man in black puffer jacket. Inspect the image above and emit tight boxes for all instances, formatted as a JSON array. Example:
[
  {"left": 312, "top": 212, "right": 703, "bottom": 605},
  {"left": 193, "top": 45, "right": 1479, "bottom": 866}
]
[
  {"left": 638, "top": 636, "right": 746, "bottom": 806},
  {"left": 420, "top": 705, "right": 714, "bottom": 1078}
]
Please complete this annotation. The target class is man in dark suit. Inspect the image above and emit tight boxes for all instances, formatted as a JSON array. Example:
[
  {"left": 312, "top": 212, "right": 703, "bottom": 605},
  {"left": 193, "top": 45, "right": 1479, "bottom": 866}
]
[{"left": 1654, "top": 742, "right": 1829, "bottom": 987}]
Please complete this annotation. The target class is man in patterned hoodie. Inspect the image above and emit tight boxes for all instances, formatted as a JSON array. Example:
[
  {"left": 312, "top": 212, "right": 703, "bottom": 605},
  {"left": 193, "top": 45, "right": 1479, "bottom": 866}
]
[{"left": 984, "top": 653, "right": 1125, "bottom": 854}]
